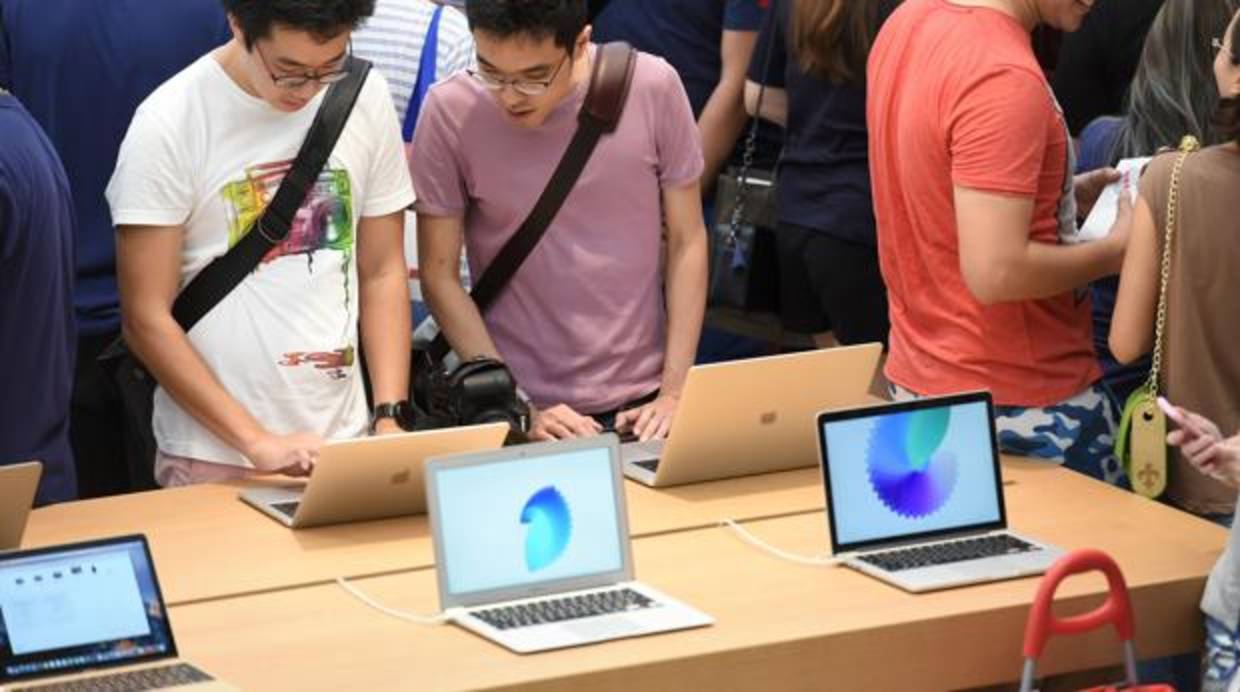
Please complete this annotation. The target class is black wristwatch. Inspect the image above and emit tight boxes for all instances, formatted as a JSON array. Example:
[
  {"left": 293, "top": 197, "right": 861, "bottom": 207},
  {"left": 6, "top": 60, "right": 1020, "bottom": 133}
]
[{"left": 370, "top": 400, "right": 414, "bottom": 433}]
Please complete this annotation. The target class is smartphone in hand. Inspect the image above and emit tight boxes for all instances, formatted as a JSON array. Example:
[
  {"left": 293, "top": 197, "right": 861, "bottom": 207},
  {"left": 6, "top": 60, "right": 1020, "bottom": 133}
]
[{"left": 1157, "top": 396, "right": 1201, "bottom": 436}]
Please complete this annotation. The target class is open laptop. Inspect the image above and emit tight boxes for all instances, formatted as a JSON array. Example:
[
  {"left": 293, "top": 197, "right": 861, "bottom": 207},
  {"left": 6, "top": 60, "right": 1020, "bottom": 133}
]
[
  {"left": 816, "top": 392, "right": 1063, "bottom": 593},
  {"left": 0, "top": 535, "right": 233, "bottom": 691},
  {"left": 622, "top": 342, "right": 882, "bottom": 487},
  {"left": 0, "top": 463, "right": 41, "bottom": 551},
  {"left": 240, "top": 423, "right": 508, "bottom": 529},
  {"left": 425, "top": 435, "right": 713, "bottom": 654}
]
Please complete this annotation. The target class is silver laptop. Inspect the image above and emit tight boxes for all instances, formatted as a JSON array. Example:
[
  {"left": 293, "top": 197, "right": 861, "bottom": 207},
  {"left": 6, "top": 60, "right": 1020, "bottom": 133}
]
[
  {"left": 240, "top": 423, "right": 508, "bottom": 529},
  {"left": 622, "top": 343, "right": 882, "bottom": 487},
  {"left": 816, "top": 392, "right": 1063, "bottom": 593},
  {"left": 0, "top": 463, "right": 41, "bottom": 551},
  {"left": 0, "top": 535, "right": 233, "bottom": 691},
  {"left": 425, "top": 436, "right": 713, "bottom": 654}
]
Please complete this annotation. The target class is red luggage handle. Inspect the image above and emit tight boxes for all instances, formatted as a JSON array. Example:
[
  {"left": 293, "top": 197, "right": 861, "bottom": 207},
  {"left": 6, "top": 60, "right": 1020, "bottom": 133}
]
[
  {"left": 1019, "top": 549, "right": 1139, "bottom": 692},
  {"left": 1023, "top": 548, "right": 1136, "bottom": 657}
]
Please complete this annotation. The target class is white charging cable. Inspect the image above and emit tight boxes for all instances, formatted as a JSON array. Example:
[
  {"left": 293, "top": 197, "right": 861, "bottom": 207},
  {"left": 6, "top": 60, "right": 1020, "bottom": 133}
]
[
  {"left": 335, "top": 576, "right": 451, "bottom": 625},
  {"left": 719, "top": 519, "right": 851, "bottom": 567}
]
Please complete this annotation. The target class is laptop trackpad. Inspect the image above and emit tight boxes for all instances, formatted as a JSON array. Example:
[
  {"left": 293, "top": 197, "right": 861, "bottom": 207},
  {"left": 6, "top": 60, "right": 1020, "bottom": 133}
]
[
  {"left": 621, "top": 440, "right": 664, "bottom": 464},
  {"left": 242, "top": 485, "right": 304, "bottom": 504},
  {"left": 563, "top": 616, "right": 643, "bottom": 641}
]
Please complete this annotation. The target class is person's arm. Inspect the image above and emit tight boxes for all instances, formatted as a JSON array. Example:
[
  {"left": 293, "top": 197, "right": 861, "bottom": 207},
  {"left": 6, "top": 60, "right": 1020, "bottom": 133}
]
[
  {"left": 949, "top": 67, "right": 1130, "bottom": 304},
  {"left": 416, "top": 213, "right": 501, "bottom": 361},
  {"left": 742, "top": 1, "right": 787, "bottom": 128},
  {"left": 116, "top": 226, "right": 318, "bottom": 472},
  {"left": 357, "top": 210, "right": 411, "bottom": 434},
  {"left": 743, "top": 79, "right": 787, "bottom": 127},
  {"left": 615, "top": 181, "right": 707, "bottom": 440},
  {"left": 698, "top": 29, "right": 760, "bottom": 195},
  {"left": 1107, "top": 193, "right": 1160, "bottom": 364},
  {"left": 954, "top": 184, "right": 1129, "bottom": 304}
]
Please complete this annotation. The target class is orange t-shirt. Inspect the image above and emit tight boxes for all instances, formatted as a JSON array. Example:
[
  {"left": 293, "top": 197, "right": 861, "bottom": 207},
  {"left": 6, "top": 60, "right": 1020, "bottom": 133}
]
[{"left": 866, "top": 0, "right": 1100, "bottom": 407}]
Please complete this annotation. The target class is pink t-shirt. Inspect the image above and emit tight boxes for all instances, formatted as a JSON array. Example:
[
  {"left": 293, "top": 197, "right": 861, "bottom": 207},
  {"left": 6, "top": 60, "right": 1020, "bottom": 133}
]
[{"left": 411, "top": 49, "right": 703, "bottom": 413}]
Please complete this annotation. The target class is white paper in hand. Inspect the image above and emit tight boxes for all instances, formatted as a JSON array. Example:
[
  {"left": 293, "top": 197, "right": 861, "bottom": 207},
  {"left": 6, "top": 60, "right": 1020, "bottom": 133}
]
[{"left": 1068, "top": 157, "right": 1152, "bottom": 244}]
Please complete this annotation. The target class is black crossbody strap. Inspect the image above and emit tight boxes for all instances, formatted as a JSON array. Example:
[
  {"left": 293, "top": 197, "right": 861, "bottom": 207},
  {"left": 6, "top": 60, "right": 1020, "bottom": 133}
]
[
  {"left": 171, "top": 56, "right": 372, "bottom": 332},
  {"left": 428, "top": 42, "right": 636, "bottom": 360}
]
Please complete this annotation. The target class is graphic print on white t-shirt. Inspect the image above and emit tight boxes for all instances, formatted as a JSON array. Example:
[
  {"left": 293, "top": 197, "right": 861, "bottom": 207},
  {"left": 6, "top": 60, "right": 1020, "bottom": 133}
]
[{"left": 220, "top": 159, "right": 358, "bottom": 381}]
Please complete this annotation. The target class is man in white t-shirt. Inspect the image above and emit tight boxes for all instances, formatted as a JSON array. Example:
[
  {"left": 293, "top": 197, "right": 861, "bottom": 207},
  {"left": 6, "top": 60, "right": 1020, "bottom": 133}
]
[{"left": 106, "top": 0, "right": 414, "bottom": 486}]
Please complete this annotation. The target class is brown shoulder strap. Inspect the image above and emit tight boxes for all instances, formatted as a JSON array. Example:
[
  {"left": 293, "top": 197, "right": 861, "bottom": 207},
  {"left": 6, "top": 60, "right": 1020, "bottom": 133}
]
[{"left": 582, "top": 41, "right": 636, "bottom": 131}]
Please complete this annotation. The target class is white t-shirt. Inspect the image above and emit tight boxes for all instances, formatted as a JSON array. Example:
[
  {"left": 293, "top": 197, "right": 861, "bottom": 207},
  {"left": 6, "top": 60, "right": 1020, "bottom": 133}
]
[{"left": 106, "top": 54, "right": 414, "bottom": 467}]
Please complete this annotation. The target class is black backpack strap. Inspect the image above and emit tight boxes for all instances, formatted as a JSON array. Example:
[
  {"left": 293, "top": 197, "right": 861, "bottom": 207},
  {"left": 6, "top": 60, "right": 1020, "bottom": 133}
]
[
  {"left": 171, "top": 56, "right": 372, "bottom": 332},
  {"left": 427, "top": 42, "right": 636, "bottom": 361}
]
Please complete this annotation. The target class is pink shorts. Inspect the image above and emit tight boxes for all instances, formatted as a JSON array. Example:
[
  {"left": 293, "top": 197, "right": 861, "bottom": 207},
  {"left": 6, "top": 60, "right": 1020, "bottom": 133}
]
[{"left": 154, "top": 451, "right": 257, "bottom": 487}]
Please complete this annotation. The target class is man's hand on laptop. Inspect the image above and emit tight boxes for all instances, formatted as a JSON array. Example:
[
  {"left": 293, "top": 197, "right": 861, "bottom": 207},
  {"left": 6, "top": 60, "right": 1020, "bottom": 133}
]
[
  {"left": 245, "top": 431, "right": 323, "bottom": 477},
  {"left": 529, "top": 404, "right": 603, "bottom": 441},
  {"left": 615, "top": 394, "right": 678, "bottom": 442}
]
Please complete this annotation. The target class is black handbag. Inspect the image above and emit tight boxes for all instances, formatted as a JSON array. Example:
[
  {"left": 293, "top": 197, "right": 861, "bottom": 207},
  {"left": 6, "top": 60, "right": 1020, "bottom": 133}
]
[
  {"left": 708, "top": 10, "right": 781, "bottom": 312},
  {"left": 411, "top": 42, "right": 637, "bottom": 435},
  {"left": 97, "top": 58, "right": 373, "bottom": 488}
]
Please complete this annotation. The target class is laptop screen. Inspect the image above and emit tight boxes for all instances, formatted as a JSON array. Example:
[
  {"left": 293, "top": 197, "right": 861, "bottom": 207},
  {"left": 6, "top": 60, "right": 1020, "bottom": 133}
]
[
  {"left": 819, "top": 395, "right": 1005, "bottom": 552},
  {"left": 432, "top": 443, "right": 626, "bottom": 601},
  {"left": 0, "top": 536, "right": 176, "bottom": 682}
]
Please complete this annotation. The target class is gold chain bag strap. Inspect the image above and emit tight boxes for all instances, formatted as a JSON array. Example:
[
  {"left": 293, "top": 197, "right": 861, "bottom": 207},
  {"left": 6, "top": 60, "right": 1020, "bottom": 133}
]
[{"left": 1115, "top": 135, "right": 1200, "bottom": 497}]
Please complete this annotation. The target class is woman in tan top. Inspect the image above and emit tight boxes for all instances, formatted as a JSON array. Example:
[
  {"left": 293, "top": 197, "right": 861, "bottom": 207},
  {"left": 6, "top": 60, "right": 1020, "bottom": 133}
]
[{"left": 1111, "top": 9, "right": 1240, "bottom": 521}]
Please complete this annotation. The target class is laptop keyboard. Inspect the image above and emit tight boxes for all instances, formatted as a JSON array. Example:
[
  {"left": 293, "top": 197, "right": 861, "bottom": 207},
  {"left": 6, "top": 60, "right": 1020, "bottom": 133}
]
[
  {"left": 15, "top": 663, "right": 213, "bottom": 691},
  {"left": 470, "top": 588, "right": 657, "bottom": 631},
  {"left": 271, "top": 500, "right": 300, "bottom": 519},
  {"left": 858, "top": 534, "right": 1039, "bottom": 572},
  {"left": 633, "top": 459, "right": 659, "bottom": 473}
]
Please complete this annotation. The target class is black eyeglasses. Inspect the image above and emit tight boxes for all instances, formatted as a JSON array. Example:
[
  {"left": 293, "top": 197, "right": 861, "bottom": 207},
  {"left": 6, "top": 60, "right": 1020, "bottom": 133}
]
[
  {"left": 255, "top": 42, "right": 351, "bottom": 91},
  {"left": 468, "top": 53, "right": 570, "bottom": 96}
]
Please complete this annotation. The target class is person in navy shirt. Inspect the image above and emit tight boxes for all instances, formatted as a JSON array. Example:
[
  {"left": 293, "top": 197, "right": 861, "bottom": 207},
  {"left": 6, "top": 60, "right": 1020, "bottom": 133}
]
[
  {"left": 744, "top": 0, "right": 898, "bottom": 349},
  {"left": 593, "top": 0, "right": 775, "bottom": 196},
  {"left": 0, "top": 90, "right": 78, "bottom": 505},
  {"left": 0, "top": 1, "right": 231, "bottom": 497}
]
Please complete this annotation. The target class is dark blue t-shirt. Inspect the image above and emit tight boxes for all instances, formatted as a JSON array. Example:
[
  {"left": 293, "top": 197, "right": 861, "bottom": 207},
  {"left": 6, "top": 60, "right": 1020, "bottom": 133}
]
[
  {"left": 0, "top": 94, "right": 77, "bottom": 505},
  {"left": 592, "top": 0, "right": 779, "bottom": 178},
  {"left": 0, "top": 1, "right": 230, "bottom": 336},
  {"left": 1075, "top": 115, "right": 1151, "bottom": 404},
  {"left": 746, "top": 0, "right": 882, "bottom": 245},
  {"left": 593, "top": 0, "right": 764, "bottom": 116}
]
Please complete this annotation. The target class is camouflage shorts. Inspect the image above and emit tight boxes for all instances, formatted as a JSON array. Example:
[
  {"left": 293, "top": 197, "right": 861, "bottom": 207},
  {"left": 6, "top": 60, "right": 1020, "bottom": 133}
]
[
  {"left": 1204, "top": 615, "right": 1240, "bottom": 692},
  {"left": 889, "top": 383, "right": 1125, "bottom": 487}
]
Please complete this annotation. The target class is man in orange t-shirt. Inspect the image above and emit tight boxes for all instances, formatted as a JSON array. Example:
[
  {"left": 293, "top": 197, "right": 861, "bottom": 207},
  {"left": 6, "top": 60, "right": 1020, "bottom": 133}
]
[{"left": 867, "top": 0, "right": 1129, "bottom": 485}]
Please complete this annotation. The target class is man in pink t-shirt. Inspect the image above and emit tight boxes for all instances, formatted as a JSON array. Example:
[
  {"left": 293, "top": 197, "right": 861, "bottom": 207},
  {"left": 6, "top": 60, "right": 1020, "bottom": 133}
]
[
  {"left": 411, "top": 0, "right": 708, "bottom": 442},
  {"left": 867, "top": 0, "right": 1131, "bottom": 484}
]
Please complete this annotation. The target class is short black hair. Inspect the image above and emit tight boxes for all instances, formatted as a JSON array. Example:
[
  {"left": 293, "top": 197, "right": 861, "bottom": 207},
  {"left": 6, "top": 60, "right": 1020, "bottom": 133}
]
[
  {"left": 221, "top": 0, "right": 376, "bottom": 50},
  {"left": 466, "top": 0, "right": 588, "bottom": 52}
]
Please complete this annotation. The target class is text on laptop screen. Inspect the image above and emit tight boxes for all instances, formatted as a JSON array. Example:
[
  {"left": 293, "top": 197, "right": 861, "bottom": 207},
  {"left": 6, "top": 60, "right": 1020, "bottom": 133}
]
[
  {"left": 0, "top": 538, "right": 174, "bottom": 682},
  {"left": 435, "top": 446, "right": 624, "bottom": 598},
  {"left": 823, "top": 399, "right": 1001, "bottom": 548}
]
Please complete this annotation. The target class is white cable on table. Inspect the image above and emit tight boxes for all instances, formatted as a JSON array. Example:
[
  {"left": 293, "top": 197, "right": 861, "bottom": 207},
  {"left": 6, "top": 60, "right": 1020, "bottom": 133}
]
[
  {"left": 719, "top": 519, "right": 850, "bottom": 567},
  {"left": 336, "top": 576, "right": 450, "bottom": 625}
]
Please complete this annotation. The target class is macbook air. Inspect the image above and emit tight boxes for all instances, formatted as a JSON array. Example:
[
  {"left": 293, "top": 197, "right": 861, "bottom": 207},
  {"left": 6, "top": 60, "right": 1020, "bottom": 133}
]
[
  {"left": 240, "top": 423, "right": 508, "bottom": 529},
  {"left": 817, "top": 392, "right": 1063, "bottom": 593},
  {"left": 0, "top": 534, "right": 233, "bottom": 690},
  {"left": 0, "top": 463, "right": 41, "bottom": 551},
  {"left": 622, "top": 342, "right": 882, "bottom": 487},
  {"left": 425, "top": 435, "right": 713, "bottom": 654}
]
